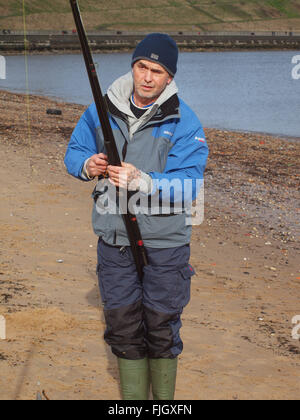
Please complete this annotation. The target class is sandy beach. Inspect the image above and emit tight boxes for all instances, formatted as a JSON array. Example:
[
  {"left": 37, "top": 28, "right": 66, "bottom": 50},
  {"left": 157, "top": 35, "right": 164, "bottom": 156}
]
[{"left": 0, "top": 90, "right": 299, "bottom": 400}]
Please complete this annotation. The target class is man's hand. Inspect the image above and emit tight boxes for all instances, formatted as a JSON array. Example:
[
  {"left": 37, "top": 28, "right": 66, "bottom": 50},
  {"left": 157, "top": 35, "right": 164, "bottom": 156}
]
[
  {"left": 107, "top": 162, "right": 142, "bottom": 190},
  {"left": 86, "top": 153, "right": 108, "bottom": 178}
]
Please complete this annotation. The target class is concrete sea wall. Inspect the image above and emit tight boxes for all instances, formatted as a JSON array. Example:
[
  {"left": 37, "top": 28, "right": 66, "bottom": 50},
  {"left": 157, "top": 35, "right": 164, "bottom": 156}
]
[{"left": 1, "top": 31, "right": 300, "bottom": 52}]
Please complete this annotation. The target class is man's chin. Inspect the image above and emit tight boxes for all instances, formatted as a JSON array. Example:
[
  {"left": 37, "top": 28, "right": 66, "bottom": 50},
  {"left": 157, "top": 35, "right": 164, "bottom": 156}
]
[
  {"left": 134, "top": 88, "right": 160, "bottom": 106},
  {"left": 139, "top": 91, "right": 155, "bottom": 100}
]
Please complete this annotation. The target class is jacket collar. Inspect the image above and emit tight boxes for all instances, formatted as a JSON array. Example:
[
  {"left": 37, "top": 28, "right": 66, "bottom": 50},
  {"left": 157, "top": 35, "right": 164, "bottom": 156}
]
[{"left": 106, "top": 93, "right": 180, "bottom": 124}]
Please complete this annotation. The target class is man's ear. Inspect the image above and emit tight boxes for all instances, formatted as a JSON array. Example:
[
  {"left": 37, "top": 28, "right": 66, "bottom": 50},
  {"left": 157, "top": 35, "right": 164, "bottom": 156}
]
[{"left": 167, "top": 76, "right": 173, "bottom": 85}]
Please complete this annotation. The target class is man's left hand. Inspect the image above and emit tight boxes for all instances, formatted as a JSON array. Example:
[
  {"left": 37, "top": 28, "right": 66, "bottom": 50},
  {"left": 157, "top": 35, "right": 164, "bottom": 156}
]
[{"left": 107, "top": 162, "right": 142, "bottom": 190}]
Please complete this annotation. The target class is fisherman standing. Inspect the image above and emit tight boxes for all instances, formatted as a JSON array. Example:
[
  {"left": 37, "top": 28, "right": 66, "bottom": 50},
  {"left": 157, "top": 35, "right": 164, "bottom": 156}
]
[{"left": 65, "top": 33, "right": 208, "bottom": 400}]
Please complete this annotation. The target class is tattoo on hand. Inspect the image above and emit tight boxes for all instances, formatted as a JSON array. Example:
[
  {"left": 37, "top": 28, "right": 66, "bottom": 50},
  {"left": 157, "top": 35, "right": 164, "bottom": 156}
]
[
  {"left": 128, "top": 168, "right": 141, "bottom": 184},
  {"left": 126, "top": 167, "right": 142, "bottom": 190}
]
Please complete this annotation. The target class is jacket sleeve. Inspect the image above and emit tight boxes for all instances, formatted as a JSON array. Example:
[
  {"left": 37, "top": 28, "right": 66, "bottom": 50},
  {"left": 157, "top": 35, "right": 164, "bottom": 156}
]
[
  {"left": 148, "top": 110, "right": 209, "bottom": 204},
  {"left": 64, "top": 104, "right": 100, "bottom": 180}
]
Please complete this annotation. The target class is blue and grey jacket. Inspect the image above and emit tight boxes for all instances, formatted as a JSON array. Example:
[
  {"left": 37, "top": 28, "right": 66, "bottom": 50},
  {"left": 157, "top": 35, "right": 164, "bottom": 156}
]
[{"left": 64, "top": 72, "right": 209, "bottom": 248}]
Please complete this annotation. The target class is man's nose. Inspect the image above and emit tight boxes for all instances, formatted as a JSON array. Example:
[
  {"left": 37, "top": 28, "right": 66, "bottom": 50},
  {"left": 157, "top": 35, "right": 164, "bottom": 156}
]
[{"left": 144, "top": 70, "right": 152, "bottom": 82}]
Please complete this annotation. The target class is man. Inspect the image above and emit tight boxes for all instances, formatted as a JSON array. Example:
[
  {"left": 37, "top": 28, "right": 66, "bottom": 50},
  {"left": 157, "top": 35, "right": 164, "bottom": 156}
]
[{"left": 65, "top": 33, "right": 209, "bottom": 400}]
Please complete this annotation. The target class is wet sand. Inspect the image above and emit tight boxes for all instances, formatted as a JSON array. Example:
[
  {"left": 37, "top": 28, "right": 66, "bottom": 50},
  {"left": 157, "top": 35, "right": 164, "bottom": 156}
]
[{"left": 0, "top": 90, "right": 299, "bottom": 400}]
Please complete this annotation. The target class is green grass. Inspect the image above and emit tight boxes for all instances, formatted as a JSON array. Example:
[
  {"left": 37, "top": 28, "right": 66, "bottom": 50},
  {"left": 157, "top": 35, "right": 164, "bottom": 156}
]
[
  {"left": 267, "top": 0, "right": 300, "bottom": 18},
  {"left": 216, "top": 3, "right": 253, "bottom": 20},
  {"left": 0, "top": 0, "right": 300, "bottom": 31}
]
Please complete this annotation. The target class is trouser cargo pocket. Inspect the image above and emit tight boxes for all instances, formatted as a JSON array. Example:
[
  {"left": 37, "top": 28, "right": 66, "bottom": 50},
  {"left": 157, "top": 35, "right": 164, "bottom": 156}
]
[
  {"left": 143, "top": 263, "right": 195, "bottom": 313},
  {"left": 176, "top": 264, "right": 195, "bottom": 309}
]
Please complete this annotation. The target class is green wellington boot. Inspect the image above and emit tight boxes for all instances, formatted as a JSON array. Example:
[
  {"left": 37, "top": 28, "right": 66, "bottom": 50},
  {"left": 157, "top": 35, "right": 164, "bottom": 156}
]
[
  {"left": 117, "top": 357, "right": 150, "bottom": 400},
  {"left": 149, "top": 358, "right": 178, "bottom": 400}
]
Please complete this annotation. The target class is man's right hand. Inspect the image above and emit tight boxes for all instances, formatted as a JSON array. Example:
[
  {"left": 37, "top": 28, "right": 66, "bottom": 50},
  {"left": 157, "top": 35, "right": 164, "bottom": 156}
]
[{"left": 86, "top": 153, "right": 108, "bottom": 178}]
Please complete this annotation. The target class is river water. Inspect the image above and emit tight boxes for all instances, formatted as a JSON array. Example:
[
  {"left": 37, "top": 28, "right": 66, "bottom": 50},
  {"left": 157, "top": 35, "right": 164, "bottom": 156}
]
[{"left": 0, "top": 50, "right": 300, "bottom": 138}]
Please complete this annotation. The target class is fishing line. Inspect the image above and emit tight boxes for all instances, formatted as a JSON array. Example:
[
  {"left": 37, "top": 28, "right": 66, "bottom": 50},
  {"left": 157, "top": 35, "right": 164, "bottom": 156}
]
[
  {"left": 13, "top": 0, "right": 40, "bottom": 401},
  {"left": 22, "top": 0, "right": 33, "bottom": 175}
]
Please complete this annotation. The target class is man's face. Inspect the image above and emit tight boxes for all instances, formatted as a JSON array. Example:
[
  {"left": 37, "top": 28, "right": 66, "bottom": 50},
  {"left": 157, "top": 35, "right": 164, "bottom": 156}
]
[{"left": 132, "top": 59, "right": 173, "bottom": 107}]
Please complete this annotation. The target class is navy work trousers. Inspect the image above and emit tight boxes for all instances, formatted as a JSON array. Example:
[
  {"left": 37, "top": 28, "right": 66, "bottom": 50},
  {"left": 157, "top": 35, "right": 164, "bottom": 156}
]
[{"left": 97, "top": 239, "right": 195, "bottom": 360}]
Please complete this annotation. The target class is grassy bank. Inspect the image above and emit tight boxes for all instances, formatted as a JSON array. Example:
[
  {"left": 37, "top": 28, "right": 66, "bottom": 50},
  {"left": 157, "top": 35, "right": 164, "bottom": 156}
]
[{"left": 0, "top": 0, "right": 300, "bottom": 32}]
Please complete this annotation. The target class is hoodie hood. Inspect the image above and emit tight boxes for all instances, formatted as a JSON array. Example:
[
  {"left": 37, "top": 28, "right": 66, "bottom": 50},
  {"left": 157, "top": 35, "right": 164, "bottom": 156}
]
[{"left": 107, "top": 71, "right": 178, "bottom": 138}]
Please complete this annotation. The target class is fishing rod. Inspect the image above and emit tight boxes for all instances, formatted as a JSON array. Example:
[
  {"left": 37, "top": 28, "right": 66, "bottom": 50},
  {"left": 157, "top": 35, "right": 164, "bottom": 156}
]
[{"left": 69, "top": 0, "right": 148, "bottom": 279}]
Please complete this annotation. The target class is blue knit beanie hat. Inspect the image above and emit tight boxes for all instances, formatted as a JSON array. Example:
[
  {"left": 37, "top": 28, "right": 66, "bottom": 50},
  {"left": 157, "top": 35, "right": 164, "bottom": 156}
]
[{"left": 131, "top": 33, "right": 178, "bottom": 76}]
